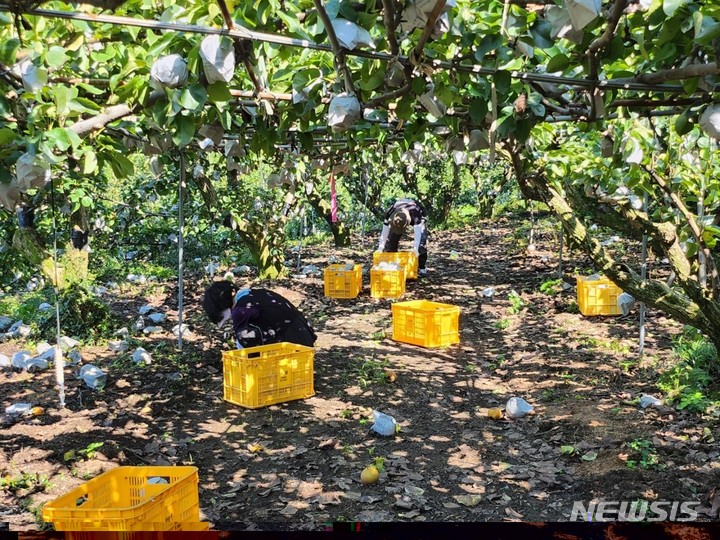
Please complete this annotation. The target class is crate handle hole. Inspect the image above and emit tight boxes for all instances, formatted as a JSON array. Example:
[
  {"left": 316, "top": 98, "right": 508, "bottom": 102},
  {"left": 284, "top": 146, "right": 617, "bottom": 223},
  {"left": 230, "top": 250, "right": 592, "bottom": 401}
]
[
  {"left": 147, "top": 476, "right": 170, "bottom": 485},
  {"left": 75, "top": 496, "right": 88, "bottom": 507}
]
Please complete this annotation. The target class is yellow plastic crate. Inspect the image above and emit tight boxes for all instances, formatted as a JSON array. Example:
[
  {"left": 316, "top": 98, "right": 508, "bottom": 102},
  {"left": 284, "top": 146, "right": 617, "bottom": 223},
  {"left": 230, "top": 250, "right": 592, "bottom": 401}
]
[
  {"left": 222, "top": 342, "right": 315, "bottom": 409},
  {"left": 42, "top": 466, "right": 200, "bottom": 531},
  {"left": 66, "top": 521, "right": 211, "bottom": 538},
  {"left": 392, "top": 300, "right": 461, "bottom": 348},
  {"left": 370, "top": 267, "right": 406, "bottom": 299},
  {"left": 373, "top": 251, "right": 418, "bottom": 279},
  {"left": 576, "top": 275, "right": 623, "bottom": 316},
  {"left": 324, "top": 264, "right": 362, "bottom": 299}
]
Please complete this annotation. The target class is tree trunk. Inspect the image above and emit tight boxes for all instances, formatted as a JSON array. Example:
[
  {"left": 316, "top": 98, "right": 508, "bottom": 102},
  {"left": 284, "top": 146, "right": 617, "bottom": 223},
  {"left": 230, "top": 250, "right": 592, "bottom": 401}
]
[
  {"left": 197, "top": 170, "right": 289, "bottom": 278},
  {"left": 305, "top": 182, "right": 351, "bottom": 247},
  {"left": 224, "top": 212, "right": 288, "bottom": 279},
  {"left": 505, "top": 143, "right": 720, "bottom": 350},
  {"left": 476, "top": 193, "right": 496, "bottom": 218},
  {"left": 239, "top": 226, "right": 284, "bottom": 279}
]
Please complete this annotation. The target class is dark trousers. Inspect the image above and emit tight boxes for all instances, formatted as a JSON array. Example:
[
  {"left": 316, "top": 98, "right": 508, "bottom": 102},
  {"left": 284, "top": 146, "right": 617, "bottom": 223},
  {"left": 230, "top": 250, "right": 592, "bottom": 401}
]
[{"left": 384, "top": 226, "right": 428, "bottom": 269}]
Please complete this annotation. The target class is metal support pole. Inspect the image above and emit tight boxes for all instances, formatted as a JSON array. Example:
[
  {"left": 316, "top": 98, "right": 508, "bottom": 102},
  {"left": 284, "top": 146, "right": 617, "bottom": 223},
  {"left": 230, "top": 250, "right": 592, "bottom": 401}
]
[
  {"left": 360, "top": 164, "right": 370, "bottom": 245},
  {"left": 698, "top": 180, "right": 707, "bottom": 289},
  {"left": 297, "top": 207, "right": 305, "bottom": 271},
  {"left": 178, "top": 152, "right": 186, "bottom": 350},
  {"left": 558, "top": 222, "right": 563, "bottom": 278},
  {"left": 639, "top": 192, "right": 649, "bottom": 357},
  {"left": 49, "top": 177, "right": 65, "bottom": 408},
  {"left": 528, "top": 200, "right": 535, "bottom": 249}
]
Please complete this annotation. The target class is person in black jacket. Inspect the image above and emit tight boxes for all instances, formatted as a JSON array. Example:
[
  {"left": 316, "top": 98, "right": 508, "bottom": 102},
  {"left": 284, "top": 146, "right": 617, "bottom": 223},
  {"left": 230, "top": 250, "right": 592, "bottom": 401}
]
[
  {"left": 377, "top": 198, "right": 429, "bottom": 275},
  {"left": 203, "top": 281, "right": 317, "bottom": 349}
]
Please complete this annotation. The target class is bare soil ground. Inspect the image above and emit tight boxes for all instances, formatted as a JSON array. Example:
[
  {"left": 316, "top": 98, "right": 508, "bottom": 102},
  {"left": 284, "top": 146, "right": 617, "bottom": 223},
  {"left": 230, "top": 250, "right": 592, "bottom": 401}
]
[{"left": 2, "top": 219, "right": 719, "bottom": 531}]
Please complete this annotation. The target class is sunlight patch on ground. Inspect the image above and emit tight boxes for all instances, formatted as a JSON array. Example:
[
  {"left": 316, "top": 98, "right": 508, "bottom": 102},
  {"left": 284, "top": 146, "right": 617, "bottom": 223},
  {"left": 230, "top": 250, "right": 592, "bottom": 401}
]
[{"left": 447, "top": 444, "right": 482, "bottom": 468}]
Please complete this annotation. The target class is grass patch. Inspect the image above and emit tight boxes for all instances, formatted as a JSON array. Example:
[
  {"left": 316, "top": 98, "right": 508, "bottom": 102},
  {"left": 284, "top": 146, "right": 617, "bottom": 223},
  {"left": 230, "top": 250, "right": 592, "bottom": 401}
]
[{"left": 658, "top": 328, "right": 719, "bottom": 413}]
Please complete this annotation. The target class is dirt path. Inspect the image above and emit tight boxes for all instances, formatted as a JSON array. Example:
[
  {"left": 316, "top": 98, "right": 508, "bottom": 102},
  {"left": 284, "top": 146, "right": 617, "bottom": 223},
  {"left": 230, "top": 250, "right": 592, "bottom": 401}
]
[{"left": 2, "top": 220, "right": 719, "bottom": 530}]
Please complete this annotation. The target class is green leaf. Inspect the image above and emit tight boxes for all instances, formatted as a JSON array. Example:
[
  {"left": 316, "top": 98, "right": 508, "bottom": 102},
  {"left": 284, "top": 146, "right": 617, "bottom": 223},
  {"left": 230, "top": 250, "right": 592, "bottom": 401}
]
[
  {"left": 70, "top": 97, "right": 102, "bottom": 113},
  {"left": 560, "top": 445, "right": 576, "bottom": 455},
  {"left": 683, "top": 77, "right": 699, "bottom": 95},
  {"left": 411, "top": 77, "right": 426, "bottom": 95},
  {"left": 0, "top": 127, "right": 15, "bottom": 145},
  {"left": 0, "top": 38, "right": 20, "bottom": 65},
  {"left": 46, "top": 46, "right": 69, "bottom": 68},
  {"left": 695, "top": 17, "right": 720, "bottom": 45},
  {"left": 474, "top": 34, "right": 503, "bottom": 62},
  {"left": 469, "top": 98, "right": 488, "bottom": 123},
  {"left": 494, "top": 70, "right": 512, "bottom": 95},
  {"left": 108, "top": 153, "right": 134, "bottom": 178},
  {"left": 395, "top": 95, "right": 415, "bottom": 120},
  {"left": 514, "top": 118, "right": 532, "bottom": 142},
  {"left": 179, "top": 83, "right": 207, "bottom": 112},
  {"left": 546, "top": 53, "right": 570, "bottom": 73},
  {"left": 674, "top": 109, "right": 693, "bottom": 136},
  {"left": 46, "top": 128, "right": 74, "bottom": 151},
  {"left": 173, "top": 115, "right": 196, "bottom": 148},
  {"left": 298, "top": 131, "right": 314, "bottom": 151},
  {"left": 277, "top": 11, "right": 315, "bottom": 41},
  {"left": 207, "top": 82, "right": 232, "bottom": 103},
  {"left": 663, "top": 0, "right": 691, "bottom": 17},
  {"left": 66, "top": 129, "right": 82, "bottom": 149},
  {"left": 76, "top": 83, "right": 105, "bottom": 96},
  {"left": 581, "top": 451, "right": 598, "bottom": 461},
  {"left": 529, "top": 20, "right": 554, "bottom": 49},
  {"left": 53, "top": 86, "right": 78, "bottom": 117},
  {"left": 83, "top": 150, "right": 97, "bottom": 174},
  {"left": 657, "top": 14, "right": 681, "bottom": 48},
  {"left": 496, "top": 113, "right": 516, "bottom": 138},
  {"left": 358, "top": 68, "right": 384, "bottom": 92}
]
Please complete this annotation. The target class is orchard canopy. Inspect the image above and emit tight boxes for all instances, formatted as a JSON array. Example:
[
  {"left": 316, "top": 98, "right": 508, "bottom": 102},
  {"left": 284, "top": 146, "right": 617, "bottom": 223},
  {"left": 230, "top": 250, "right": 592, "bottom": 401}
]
[{"left": 2, "top": 0, "right": 720, "bottom": 348}]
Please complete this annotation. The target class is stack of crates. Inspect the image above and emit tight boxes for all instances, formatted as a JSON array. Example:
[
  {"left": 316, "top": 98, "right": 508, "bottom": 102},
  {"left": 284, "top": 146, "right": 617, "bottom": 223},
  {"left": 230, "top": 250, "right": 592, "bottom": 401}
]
[
  {"left": 324, "top": 263, "right": 363, "bottom": 299},
  {"left": 576, "top": 275, "right": 623, "bottom": 316},
  {"left": 373, "top": 251, "right": 419, "bottom": 280},
  {"left": 222, "top": 342, "right": 315, "bottom": 409},
  {"left": 370, "top": 264, "right": 407, "bottom": 299},
  {"left": 42, "top": 466, "right": 207, "bottom": 532},
  {"left": 391, "top": 300, "right": 461, "bottom": 348}
]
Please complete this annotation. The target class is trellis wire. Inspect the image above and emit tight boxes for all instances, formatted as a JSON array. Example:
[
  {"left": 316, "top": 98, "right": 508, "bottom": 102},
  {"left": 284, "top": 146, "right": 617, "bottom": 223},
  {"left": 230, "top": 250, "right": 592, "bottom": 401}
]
[
  {"left": 0, "top": 5, "right": 693, "bottom": 94},
  {"left": 177, "top": 152, "right": 186, "bottom": 350}
]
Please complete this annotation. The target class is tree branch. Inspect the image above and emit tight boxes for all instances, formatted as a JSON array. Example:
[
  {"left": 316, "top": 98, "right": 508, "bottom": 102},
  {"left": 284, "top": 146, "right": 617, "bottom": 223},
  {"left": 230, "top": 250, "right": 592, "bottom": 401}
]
[
  {"left": 216, "top": 0, "right": 263, "bottom": 94},
  {"left": 68, "top": 90, "right": 163, "bottom": 137},
  {"left": 365, "top": 82, "right": 412, "bottom": 108},
  {"left": 642, "top": 164, "right": 720, "bottom": 298},
  {"left": 412, "top": 0, "right": 447, "bottom": 63},
  {"left": 587, "top": 0, "right": 628, "bottom": 56},
  {"left": 313, "top": 0, "right": 357, "bottom": 97},
  {"left": 613, "top": 63, "right": 720, "bottom": 85},
  {"left": 381, "top": 0, "right": 400, "bottom": 56},
  {"left": 505, "top": 141, "right": 720, "bottom": 334},
  {"left": 230, "top": 89, "right": 292, "bottom": 101}
]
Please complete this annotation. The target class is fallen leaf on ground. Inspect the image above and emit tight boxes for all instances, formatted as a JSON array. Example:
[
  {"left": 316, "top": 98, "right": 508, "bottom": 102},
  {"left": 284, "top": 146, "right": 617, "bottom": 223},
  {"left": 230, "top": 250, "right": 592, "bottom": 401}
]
[
  {"left": 505, "top": 507, "right": 524, "bottom": 519},
  {"left": 454, "top": 494, "right": 482, "bottom": 507},
  {"left": 405, "top": 485, "right": 425, "bottom": 497}
]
